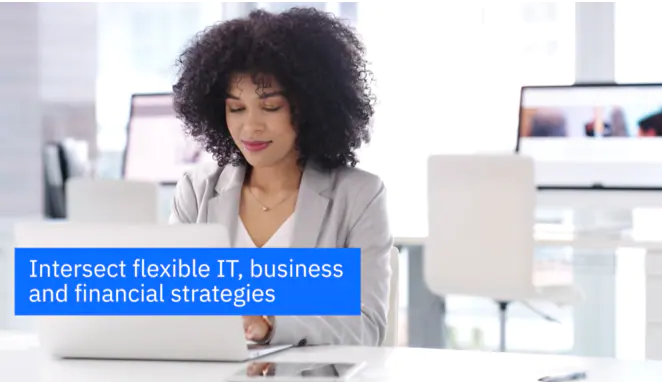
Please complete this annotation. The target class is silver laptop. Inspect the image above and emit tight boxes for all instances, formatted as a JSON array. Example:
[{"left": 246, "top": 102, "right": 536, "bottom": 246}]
[
  {"left": 65, "top": 178, "right": 160, "bottom": 223},
  {"left": 13, "top": 222, "right": 293, "bottom": 362}
]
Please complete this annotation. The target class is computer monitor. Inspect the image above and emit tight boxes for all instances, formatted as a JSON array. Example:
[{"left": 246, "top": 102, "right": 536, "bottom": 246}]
[
  {"left": 122, "top": 93, "right": 213, "bottom": 184},
  {"left": 517, "top": 83, "right": 662, "bottom": 190}
]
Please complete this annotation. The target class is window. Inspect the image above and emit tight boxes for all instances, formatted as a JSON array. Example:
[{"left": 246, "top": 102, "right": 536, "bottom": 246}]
[
  {"left": 256, "top": 2, "right": 354, "bottom": 22},
  {"left": 96, "top": 2, "right": 354, "bottom": 157},
  {"left": 96, "top": 2, "right": 224, "bottom": 153},
  {"left": 261, "top": 2, "right": 325, "bottom": 12},
  {"left": 355, "top": 2, "right": 575, "bottom": 239},
  {"left": 614, "top": 3, "right": 662, "bottom": 360},
  {"left": 614, "top": 3, "right": 662, "bottom": 83},
  {"left": 522, "top": 2, "right": 558, "bottom": 23}
]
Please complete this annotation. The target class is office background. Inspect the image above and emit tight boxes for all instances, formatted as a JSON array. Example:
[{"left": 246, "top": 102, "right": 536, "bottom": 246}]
[{"left": 0, "top": 1, "right": 657, "bottom": 359}]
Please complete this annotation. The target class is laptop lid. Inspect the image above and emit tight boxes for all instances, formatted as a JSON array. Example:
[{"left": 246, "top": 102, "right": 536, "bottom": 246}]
[
  {"left": 516, "top": 83, "right": 662, "bottom": 190},
  {"left": 13, "top": 222, "right": 271, "bottom": 362},
  {"left": 65, "top": 179, "right": 160, "bottom": 223}
]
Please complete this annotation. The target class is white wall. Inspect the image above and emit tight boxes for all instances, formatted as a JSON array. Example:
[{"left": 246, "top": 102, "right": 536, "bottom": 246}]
[
  {"left": 0, "top": 2, "right": 98, "bottom": 330},
  {"left": 0, "top": 3, "right": 42, "bottom": 218}
]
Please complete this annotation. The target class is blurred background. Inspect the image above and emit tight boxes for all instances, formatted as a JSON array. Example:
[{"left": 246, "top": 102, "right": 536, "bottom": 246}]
[{"left": 0, "top": 1, "right": 659, "bottom": 359}]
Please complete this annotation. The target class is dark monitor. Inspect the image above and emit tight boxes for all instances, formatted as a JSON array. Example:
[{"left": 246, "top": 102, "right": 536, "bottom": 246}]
[
  {"left": 122, "top": 93, "right": 213, "bottom": 184},
  {"left": 516, "top": 83, "right": 662, "bottom": 190}
]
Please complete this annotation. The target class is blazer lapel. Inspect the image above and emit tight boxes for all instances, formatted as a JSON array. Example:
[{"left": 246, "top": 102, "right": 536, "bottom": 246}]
[
  {"left": 291, "top": 162, "right": 331, "bottom": 248},
  {"left": 206, "top": 164, "right": 245, "bottom": 247}
]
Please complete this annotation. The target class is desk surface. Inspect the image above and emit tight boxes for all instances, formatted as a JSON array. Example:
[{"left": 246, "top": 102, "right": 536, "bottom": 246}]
[
  {"left": 2, "top": 333, "right": 662, "bottom": 381},
  {"left": 395, "top": 228, "right": 662, "bottom": 250}
]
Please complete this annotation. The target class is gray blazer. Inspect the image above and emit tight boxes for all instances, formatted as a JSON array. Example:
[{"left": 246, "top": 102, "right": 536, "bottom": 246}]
[{"left": 168, "top": 161, "right": 393, "bottom": 347}]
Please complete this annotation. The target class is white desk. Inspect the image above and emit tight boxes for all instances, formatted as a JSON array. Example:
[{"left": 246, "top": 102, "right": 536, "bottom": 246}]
[
  {"left": 395, "top": 230, "right": 662, "bottom": 360},
  {"left": 537, "top": 189, "right": 662, "bottom": 211},
  {"left": 2, "top": 333, "right": 662, "bottom": 381}
]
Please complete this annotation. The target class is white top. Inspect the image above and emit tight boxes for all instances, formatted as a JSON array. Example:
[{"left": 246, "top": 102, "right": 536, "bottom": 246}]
[{"left": 234, "top": 214, "right": 295, "bottom": 248}]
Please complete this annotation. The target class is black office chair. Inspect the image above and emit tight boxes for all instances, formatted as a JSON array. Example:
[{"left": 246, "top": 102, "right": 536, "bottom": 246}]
[
  {"left": 43, "top": 142, "right": 67, "bottom": 219},
  {"left": 43, "top": 139, "right": 89, "bottom": 219}
]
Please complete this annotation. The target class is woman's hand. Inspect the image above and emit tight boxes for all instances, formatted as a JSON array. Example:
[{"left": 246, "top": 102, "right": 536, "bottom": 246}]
[
  {"left": 243, "top": 316, "right": 272, "bottom": 342},
  {"left": 247, "top": 362, "right": 274, "bottom": 376}
]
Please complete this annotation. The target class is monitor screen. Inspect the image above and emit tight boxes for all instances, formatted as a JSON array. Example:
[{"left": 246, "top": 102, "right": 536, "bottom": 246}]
[
  {"left": 123, "top": 93, "right": 213, "bottom": 184},
  {"left": 517, "top": 84, "right": 662, "bottom": 189}
]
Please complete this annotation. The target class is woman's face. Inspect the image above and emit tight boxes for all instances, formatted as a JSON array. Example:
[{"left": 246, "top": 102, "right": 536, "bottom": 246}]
[{"left": 225, "top": 73, "right": 297, "bottom": 168}]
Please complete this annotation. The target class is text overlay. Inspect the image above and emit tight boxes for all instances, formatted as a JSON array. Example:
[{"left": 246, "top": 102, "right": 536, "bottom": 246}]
[{"left": 14, "top": 248, "right": 361, "bottom": 316}]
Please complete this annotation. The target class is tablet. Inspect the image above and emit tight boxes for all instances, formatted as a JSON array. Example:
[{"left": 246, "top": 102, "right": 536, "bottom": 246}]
[{"left": 226, "top": 361, "right": 367, "bottom": 382}]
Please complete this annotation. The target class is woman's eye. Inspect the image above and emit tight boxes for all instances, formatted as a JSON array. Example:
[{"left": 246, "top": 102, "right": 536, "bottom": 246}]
[
  {"left": 263, "top": 106, "right": 281, "bottom": 112},
  {"left": 228, "top": 107, "right": 245, "bottom": 113}
]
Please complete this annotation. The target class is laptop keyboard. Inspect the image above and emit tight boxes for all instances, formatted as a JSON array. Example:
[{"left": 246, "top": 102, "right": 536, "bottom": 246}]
[{"left": 247, "top": 344, "right": 271, "bottom": 351}]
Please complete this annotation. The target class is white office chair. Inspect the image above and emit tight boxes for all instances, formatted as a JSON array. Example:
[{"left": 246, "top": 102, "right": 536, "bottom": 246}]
[
  {"left": 383, "top": 246, "right": 400, "bottom": 347},
  {"left": 65, "top": 178, "right": 160, "bottom": 223},
  {"left": 425, "top": 154, "right": 582, "bottom": 352}
]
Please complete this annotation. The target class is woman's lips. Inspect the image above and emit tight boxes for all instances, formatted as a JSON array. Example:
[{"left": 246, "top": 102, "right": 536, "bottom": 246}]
[{"left": 242, "top": 140, "right": 271, "bottom": 152}]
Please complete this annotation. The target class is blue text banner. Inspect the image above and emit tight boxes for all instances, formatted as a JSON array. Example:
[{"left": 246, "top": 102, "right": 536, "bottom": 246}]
[{"left": 14, "top": 248, "right": 361, "bottom": 316}]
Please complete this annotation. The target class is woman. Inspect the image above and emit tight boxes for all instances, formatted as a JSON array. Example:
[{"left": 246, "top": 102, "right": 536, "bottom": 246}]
[{"left": 169, "top": 7, "right": 393, "bottom": 347}]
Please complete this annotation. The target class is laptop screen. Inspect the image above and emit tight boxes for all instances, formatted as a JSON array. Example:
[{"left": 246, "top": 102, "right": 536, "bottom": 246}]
[
  {"left": 123, "top": 93, "right": 214, "bottom": 184},
  {"left": 517, "top": 84, "right": 662, "bottom": 189}
]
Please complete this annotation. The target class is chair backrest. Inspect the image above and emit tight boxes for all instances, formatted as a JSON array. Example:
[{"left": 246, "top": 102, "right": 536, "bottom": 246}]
[
  {"left": 59, "top": 138, "right": 90, "bottom": 181},
  {"left": 383, "top": 246, "right": 400, "bottom": 347},
  {"left": 43, "top": 142, "right": 66, "bottom": 219},
  {"left": 425, "top": 154, "right": 536, "bottom": 302},
  {"left": 65, "top": 179, "right": 160, "bottom": 223}
]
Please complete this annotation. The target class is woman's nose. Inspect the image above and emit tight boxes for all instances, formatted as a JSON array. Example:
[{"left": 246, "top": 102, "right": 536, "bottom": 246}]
[{"left": 243, "top": 113, "right": 266, "bottom": 133}]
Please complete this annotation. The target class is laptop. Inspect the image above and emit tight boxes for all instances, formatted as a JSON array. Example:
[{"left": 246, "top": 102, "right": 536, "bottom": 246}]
[
  {"left": 13, "top": 222, "right": 293, "bottom": 362},
  {"left": 516, "top": 83, "right": 662, "bottom": 190},
  {"left": 65, "top": 179, "right": 160, "bottom": 223}
]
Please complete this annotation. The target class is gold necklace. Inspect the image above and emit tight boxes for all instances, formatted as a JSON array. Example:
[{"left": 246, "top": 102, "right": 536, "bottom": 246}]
[{"left": 247, "top": 187, "right": 295, "bottom": 212}]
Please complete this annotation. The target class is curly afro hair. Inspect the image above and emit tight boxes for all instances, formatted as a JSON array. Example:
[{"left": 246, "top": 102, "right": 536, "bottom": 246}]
[{"left": 172, "top": 7, "right": 376, "bottom": 170}]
